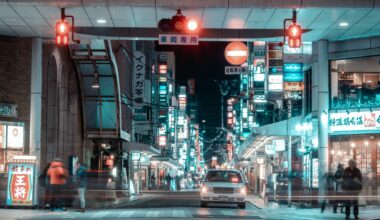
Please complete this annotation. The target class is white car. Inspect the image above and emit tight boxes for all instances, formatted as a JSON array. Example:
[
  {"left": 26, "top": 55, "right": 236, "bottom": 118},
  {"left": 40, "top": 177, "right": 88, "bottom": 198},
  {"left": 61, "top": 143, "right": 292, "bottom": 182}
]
[{"left": 200, "top": 169, "right": 247, "bottom": 209}]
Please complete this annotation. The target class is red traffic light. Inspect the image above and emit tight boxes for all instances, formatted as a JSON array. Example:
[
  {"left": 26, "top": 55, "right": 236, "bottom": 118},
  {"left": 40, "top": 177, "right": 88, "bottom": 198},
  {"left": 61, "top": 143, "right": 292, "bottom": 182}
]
[
  {"left": 187, "top": 19, "right": 199, "bottom": 32},
  {"left": 287, "top": 23, "right": 302, "bottom": 48},
  {"left": 55, "top": 19, "right": 70, "bottom": 45},
  {"left": 158, "top": 10, "right": 200, "bottom": 34}
]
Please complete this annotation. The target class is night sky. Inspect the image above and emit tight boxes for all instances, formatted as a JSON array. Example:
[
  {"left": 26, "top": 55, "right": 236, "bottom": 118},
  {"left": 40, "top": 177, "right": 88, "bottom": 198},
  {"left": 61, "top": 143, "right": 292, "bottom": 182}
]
[
  {"left": 156, "top": 41, "right": 234, "bottom": 128},
  {"left": 156, "top": 42, "right": 239, "bottom": 163}
]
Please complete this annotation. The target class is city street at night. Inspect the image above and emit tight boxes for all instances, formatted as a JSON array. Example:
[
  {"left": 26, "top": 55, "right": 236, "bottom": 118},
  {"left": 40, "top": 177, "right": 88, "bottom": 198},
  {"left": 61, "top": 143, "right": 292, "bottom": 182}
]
[{"left": 1, "top": 0, "right": 380, "bottom": 219}]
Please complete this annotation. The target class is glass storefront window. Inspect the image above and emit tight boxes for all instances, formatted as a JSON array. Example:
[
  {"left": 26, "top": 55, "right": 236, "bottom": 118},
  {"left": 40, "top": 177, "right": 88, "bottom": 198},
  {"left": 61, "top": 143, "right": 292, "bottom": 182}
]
[{"left": 330, "top": 56, "right": 380, "bottom": 109}]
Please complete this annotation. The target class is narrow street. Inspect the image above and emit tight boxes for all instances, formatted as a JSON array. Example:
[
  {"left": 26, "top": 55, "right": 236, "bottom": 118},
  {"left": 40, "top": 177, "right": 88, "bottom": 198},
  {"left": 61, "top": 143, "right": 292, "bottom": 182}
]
[{"left": 1, "top": 192, "right": 379, "bottom": 220}]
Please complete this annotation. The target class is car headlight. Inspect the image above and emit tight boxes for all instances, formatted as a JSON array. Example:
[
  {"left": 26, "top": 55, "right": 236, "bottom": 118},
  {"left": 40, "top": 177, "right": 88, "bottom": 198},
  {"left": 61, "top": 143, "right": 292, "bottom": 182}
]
[
  {"left": 235, "top": 186, "right": 247, "bottom": 195},
  {"left": 201, "top": 185, "right": 212, "bottom": 193}
]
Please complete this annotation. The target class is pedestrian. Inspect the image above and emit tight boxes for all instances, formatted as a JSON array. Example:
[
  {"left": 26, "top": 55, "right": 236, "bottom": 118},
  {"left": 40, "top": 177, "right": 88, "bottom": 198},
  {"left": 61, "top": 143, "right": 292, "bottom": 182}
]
[
  {"left": 38, "top": 162, "right": 51, "bottom": 209},
  {"left": 320, "top": 172, "right": 335, "bottom": 213},
  {"left": 175, "top": 175, "right": 181, "bottom": 191},
  {"left": 334, "top": 164, "right": 345, "bottom": 213},
  {"left": 165, "top": 174, "right": 171, "bottom": 191},
  {"left": 343, "top": 159, "right": 362, "bottom": 220},
  {"left": 149, "top": 174, "right": 156, "bottom": 190},
  {"left": 75, "top": 162, "right": 87, "bottom": 212},
  {"left": 47, "top": 158, "right": 68, "bottom": 211}
]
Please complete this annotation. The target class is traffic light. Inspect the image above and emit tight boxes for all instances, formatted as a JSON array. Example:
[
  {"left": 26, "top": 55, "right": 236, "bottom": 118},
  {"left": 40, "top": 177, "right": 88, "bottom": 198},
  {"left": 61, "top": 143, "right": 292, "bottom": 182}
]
[
  {"left": 55, "top": 19, "right": 70, "bottom": 45},
  {"left": 158, "top": 10, "right": 200, "bottom": 34},
  {"left": 287, "top": 22, "right": 302, "bottom": 48},
  {"left": 55, "top": 8, "right": 80, "bottom": 46}
]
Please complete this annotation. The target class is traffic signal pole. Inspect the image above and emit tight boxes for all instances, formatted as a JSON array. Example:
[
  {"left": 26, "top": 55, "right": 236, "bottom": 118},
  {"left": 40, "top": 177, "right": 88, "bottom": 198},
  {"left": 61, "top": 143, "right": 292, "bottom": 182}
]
[{"left": 287, "top": 99, "right": 292, "bottom": 207}]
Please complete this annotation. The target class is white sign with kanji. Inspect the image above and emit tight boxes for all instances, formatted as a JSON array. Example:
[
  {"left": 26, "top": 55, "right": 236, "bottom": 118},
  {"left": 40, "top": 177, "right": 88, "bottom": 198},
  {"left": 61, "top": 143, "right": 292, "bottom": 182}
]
[
  {"left": 133, "top": 51, "right": 146, "bottom": 109},
  {"left": 225, "top": 66, "right": 248, "bottom": 75},
  {"left": 158, "top": 34, "right": 199, "bottom": 45}
]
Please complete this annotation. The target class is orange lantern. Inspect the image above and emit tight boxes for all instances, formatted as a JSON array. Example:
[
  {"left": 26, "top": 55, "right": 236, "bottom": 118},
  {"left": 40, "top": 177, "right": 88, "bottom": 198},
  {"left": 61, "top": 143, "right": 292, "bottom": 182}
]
[{"left": 224, "top": 41, "right": 248, "bottom": 65}]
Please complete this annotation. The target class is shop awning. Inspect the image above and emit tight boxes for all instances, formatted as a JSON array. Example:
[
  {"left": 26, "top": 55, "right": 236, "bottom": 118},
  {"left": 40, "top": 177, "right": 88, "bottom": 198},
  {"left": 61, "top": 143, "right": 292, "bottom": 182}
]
[
  {"left": 123, "top": 142, "right": 161, "bottom": 156},
  {"left": 150, "top": 156, "right": 184, "bottom": 170},
  {"left": 236, "top": 116, "right": 303, "bottom": 159}
]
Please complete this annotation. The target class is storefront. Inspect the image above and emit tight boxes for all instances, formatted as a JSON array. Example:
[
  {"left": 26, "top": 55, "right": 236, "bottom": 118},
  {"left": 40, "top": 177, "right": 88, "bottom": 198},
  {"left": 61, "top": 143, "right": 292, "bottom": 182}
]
[
  {"left": 328, "top": 109, "right": 380, "bottom": 203},
  {"left": 329, "top": 55, "right": 380, "bottom": 203}
]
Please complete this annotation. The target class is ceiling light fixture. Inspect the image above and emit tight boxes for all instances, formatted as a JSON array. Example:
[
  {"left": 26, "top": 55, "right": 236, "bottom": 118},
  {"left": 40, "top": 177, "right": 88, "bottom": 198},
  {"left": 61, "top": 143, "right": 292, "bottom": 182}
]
[
  {"left": 92, "top": 70, "right": 100, "bottom": 89},
  {"left": 97, "top": 19, "right": 106, "bottom": 24},
  {"left": 339, "top": 22, "right": 349, "bottom": 27}
]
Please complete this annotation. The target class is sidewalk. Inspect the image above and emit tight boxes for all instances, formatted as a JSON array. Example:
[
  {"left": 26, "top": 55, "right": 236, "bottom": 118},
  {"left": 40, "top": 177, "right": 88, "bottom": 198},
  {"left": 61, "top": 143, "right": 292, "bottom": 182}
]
[{"left": 246, "top": 195, "right": 380, "bottom": 220}]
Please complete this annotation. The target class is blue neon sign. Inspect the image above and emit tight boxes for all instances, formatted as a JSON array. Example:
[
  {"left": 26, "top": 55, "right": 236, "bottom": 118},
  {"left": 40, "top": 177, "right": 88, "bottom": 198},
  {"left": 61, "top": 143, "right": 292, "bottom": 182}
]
[
  {"left": 284, "top": 72, "right": 303, "bottom": 82},
  {"left": 283, "top": 63, "right": 302, "bottom": 73}
]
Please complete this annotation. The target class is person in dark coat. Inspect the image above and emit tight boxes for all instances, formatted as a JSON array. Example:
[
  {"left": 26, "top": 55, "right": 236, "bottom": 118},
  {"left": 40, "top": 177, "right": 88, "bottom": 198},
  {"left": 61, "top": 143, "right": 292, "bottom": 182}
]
[
  {"left": 334, "top": 164, "right": 345, "bottom": 213},
  {"left": 343, "top": 159, "right": 362, "bottom": 220},
  {"left": 75, "top": 162, "right": 88, "bottom": 212},
  {"left": 39, "top": 162, "right": 51, "bottom": 209}
]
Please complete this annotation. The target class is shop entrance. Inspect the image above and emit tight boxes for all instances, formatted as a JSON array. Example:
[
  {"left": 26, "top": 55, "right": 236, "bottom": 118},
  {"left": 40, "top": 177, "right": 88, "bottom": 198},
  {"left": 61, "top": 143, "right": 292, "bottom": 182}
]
[{"left": 330, "top": 135, "right": 380, "bottom": 204}]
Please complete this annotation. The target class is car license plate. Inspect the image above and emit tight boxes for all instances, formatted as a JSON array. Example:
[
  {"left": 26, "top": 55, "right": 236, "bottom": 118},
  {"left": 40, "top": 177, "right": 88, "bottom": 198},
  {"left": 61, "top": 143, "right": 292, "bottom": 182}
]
[{"left": 219, "top": 195, "right": 228, "bottom": 201}]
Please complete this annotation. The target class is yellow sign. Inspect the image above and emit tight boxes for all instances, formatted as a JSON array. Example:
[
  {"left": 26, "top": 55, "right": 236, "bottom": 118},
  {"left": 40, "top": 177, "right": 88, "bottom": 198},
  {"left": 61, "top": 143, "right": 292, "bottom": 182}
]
[{"left": 284, "top": 82, "right": 304, "bottom": 91}]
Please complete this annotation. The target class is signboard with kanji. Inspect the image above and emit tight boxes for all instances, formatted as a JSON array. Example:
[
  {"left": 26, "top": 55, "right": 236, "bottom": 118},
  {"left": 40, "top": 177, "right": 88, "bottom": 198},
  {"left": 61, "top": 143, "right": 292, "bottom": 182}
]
[
  {"left": 284, "top": 82, "right": 304, "bottom": 91},
  {"left": 133, "top": 51, "right": 146, "bottom": 109},
  {"left": 225, "top": 66, "right": 248, "bottom": 75},
  {"left": 329, "top": 110, "right": 380, "bottom": 134},
  {"left": 6, "top": 162, "right": 35, "bottom": 206},
  {"left": 0, "top": 103, "right": 17, "bottom": 118},
  {"left": 158, "top": 34, "right": 199, "bottom": 45}
]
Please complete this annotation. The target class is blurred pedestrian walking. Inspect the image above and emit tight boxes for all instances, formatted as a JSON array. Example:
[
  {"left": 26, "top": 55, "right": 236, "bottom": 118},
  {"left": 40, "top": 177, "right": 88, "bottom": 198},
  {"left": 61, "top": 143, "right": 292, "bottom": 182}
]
[
  {"left": 343, "top": 159, "right": 362, "bottom": 220},
  {"left": 334, "top": 164, "right": 344, "bottom": 213},
  {"left": 320, "top": 172, "right": 335, "bottom": 213},
  {"left": 75, "top": 162, "right": 87, "bottom": 212},
  {"left": 47, "top": 158, "right": 68, "bottom": 211},
  {"left": 39, "top": 162, "right": 51, "bottom": 209}
]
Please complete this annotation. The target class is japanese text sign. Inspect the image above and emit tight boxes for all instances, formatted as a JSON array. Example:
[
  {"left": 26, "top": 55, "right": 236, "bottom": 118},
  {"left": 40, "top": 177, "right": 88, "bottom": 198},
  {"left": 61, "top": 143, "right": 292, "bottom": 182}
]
[
  {"left": 7, "top": 163, "right": 35, "bottom": 206},
  {"left": 329, "top": 110, "right": 380, "bottom": 134},
  {"left": 225, "top": 66, "right": 248, "bottom": 75},
  {"left": 158, "top": 34, "right": 199, "bottom": 45},
  {"left": 133, "top": 51, "right": 146, "bottom": 109}
]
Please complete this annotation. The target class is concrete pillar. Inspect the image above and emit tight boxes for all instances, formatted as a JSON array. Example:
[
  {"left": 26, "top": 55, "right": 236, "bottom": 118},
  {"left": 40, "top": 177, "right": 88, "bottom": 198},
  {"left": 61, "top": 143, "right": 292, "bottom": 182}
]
[
  {"left": 317, "top": 40, "right": 329, "bottom": 202},
  {"left": 29, "top": 38, "right": 42, "bottom": 205}
]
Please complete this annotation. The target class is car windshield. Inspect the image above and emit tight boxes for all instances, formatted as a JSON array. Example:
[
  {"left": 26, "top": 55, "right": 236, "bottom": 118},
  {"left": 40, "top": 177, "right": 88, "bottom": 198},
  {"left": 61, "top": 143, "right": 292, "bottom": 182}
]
[{"left": 204, "top": 170, "right": 243, "bottom": 183}]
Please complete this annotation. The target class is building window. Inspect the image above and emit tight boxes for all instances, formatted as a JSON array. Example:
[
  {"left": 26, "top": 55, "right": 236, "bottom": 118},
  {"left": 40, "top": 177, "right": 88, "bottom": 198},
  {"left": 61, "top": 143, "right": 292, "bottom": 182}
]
[{"left": 330, "top": 56, "right": 380, "bottom": 109}]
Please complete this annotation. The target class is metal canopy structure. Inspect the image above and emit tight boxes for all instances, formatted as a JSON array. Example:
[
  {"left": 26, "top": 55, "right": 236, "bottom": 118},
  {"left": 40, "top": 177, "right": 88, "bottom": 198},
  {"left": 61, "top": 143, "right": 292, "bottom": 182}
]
[
  {"left": 1, "top": 1, "right": 380, "bottom": 41},
  {"left": 70, "top": 39, "right": 122, "bottom": 139}
]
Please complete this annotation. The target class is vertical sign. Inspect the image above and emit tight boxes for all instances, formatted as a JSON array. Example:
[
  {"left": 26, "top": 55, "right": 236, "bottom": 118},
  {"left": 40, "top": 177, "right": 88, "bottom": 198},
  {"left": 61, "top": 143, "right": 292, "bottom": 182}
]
[
  {"left": 133, "top": 51, "right": 146, "bottom": 109},
  {"left": 7, "top": 162, "right": 35, "bottom": 206},
  {"left": 312, "top": 158, "right": 319, "bottom": 188}
]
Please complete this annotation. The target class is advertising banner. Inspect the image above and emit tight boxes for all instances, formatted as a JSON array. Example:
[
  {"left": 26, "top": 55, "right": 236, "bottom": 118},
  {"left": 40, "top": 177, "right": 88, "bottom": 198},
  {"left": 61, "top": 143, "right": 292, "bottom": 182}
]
[
  {"left": 265, "top": 145, "right": 275, "bottom": 155},
  {"left": 283, "top": 63, "right": 303, "bottom": 82},
  {"left": 284, "top": 82, "right": 304, "bottom": 91},
  {"left": 329, "top": 110, "right": 380, "bottom": 134},
  {"left": 273, "top": 139, "right": 285, "bottom": 151},
  {"left": 133, "top": 51, "right": 146, "bottom": 109},
  {"left": 6, "top": 162, "right": 35, "bottom": 206}
]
